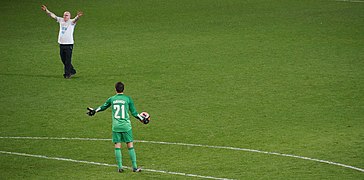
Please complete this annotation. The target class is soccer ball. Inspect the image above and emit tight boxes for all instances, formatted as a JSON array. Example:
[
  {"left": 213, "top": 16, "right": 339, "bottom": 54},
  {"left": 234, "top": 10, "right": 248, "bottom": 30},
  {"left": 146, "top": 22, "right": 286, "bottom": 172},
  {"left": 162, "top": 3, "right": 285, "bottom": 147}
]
[
  {"left": 140, "top": 112, "right": 151, "bottom": 124},
  {"left": 140, "top": 112, "right": 150, "bottom": 120}
]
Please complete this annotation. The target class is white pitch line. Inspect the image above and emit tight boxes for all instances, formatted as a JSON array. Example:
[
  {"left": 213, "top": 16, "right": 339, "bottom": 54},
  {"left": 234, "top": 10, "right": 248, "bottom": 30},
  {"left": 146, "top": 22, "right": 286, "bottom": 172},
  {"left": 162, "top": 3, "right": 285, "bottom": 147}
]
[
  {"left": 0, "top": 150, "right": 232, "bottom": 180},
  {"left": 335, "top": 0, "right": 364, "bottom": 2},
  {"left": 1, "top": 136, "right": 364, "bottom": 173},
  {"left": 136, "top": 140, "right": 364, "bottom": 173}
]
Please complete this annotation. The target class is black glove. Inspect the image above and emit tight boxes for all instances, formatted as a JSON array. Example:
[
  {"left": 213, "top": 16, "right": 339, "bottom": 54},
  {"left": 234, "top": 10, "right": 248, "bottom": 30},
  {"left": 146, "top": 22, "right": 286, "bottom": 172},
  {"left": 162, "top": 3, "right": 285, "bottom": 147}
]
[
  {"left": 86, "top": 107, "right": 96, "bottom": 116},
  {"left": 142, "top": 118, "right": 150, "bottom": 124}
]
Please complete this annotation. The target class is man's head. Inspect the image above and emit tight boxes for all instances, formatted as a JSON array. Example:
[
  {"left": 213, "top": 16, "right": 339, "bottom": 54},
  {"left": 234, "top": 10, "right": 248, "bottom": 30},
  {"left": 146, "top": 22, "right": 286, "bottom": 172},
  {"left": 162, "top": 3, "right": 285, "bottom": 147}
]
[
  {"left": 63, "top": 11, "right": 71, "bottom": 21},
  {"left": 115, "top": 82, "right": 124, "bottom": 93}
]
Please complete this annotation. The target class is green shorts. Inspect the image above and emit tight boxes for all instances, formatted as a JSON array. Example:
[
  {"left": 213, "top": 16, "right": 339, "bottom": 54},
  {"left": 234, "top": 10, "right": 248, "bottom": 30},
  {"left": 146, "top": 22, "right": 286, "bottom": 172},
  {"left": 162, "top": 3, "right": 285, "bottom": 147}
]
[{"left": 112, "top": 129, "right": 134, "bottom": 143}]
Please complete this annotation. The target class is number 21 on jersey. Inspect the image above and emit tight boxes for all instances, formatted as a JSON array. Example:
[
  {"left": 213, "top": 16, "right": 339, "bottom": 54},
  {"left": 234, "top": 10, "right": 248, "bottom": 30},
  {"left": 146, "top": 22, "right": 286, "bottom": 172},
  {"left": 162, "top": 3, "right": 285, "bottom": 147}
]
[{"left": 113, "top": 104, "right": 125, "bottom": 119}]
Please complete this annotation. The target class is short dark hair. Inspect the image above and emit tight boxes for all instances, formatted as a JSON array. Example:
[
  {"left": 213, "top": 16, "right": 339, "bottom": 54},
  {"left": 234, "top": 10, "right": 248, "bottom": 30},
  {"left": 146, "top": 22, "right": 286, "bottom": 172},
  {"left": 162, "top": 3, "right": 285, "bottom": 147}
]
[{"left": 115, "top": 82, "right": 124, "bottom": 93}]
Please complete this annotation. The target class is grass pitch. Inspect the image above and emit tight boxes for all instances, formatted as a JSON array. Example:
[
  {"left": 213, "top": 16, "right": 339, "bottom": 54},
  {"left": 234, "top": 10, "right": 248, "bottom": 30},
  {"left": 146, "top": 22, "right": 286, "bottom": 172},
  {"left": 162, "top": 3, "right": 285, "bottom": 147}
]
[{"left": 0, "top": 0, "right": 363, "bottom": 179}]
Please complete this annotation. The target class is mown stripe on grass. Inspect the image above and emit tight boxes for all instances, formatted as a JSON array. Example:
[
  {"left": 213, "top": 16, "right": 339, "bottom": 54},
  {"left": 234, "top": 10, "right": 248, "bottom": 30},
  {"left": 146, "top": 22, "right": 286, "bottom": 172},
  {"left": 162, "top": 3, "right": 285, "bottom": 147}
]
[
  {"left": 0, "top": 150, "right": 233, "bottom": 180},
  {"left": 1, "top": 136, "right": 363, "bottom": 173},
  {"left": 335, "top": 0, "right": 364, "bottom": 2}
]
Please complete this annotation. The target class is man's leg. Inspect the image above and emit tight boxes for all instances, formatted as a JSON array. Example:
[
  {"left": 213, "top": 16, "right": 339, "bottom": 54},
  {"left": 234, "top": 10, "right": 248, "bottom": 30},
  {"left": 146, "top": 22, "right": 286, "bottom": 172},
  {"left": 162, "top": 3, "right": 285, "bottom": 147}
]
[
  {"left": 115, "top": 143, "right": 123, "bottom": 172},
  {"left": 124, "top": 129, "right": 141, "bottom": 172},
  {"left": 63, "top": 45, "right": 73, "bottom": 78},
  {"left": 70, "top": 64, "right": 76, "bottom": 76},
  {"left": 68, "top": 45, "right": 76, "bottom": 76},
  {"left": 59, "top": 45, "right": 67, "bottom": 78},
  {"left": 113, "top": 132, "right": 123, "bottom": 172},
  {"left": 127, "top": 142, "right": 140, "bottom": 172}
]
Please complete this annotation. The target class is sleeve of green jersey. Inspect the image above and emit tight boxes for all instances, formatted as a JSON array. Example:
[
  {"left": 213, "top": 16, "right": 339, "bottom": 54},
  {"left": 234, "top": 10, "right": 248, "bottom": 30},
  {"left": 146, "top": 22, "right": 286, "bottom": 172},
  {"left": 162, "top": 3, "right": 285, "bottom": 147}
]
[
  {"left": 129, "top": 97, "right": 139, "bottom": 118},
  {"left": 96, "top": 98, "right": 111, "bottom": 112}
]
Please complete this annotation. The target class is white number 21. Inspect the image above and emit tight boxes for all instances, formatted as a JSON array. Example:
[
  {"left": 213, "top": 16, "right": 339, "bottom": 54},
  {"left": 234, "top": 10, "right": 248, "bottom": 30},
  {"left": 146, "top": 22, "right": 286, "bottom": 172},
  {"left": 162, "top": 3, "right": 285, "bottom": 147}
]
[{"left": 113, "top": 104, "right": 125, "bottom": 119}]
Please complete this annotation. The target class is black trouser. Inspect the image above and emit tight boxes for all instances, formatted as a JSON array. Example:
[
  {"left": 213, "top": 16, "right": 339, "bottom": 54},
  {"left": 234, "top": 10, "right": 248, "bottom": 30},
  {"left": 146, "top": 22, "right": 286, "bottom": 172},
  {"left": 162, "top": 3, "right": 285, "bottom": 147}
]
[{"left": 59, "top": 44, "right": 76, "bottom": 77}]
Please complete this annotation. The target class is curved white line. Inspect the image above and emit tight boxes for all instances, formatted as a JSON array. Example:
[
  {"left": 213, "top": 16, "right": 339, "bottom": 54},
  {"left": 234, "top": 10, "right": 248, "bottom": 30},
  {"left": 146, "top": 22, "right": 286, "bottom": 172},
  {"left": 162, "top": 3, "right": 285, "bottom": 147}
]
[
  {"left": 335, "top": 0, "right": 364, "bottom": 2},
  {"left": 1, "top": 136, "right": 363, "bottom": 173},
  {"left": 0, "top": 150, "right": 232, "bottom": 180}
]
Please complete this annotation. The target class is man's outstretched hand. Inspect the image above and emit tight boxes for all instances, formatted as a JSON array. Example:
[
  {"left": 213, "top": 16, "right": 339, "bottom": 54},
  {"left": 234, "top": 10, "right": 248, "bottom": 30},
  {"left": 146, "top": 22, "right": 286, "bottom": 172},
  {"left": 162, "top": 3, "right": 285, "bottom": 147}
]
[
  {"left": 41, "top": 5, "right": 47, "bottom": 11},
  {"left": 77, "top": 11, "right": 84, "bottom": 17}
]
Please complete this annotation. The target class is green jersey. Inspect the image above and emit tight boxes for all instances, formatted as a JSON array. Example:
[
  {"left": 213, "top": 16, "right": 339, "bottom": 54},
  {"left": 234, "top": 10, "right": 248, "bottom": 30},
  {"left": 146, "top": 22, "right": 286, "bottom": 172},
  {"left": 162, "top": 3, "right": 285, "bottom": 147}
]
[{"left": 95, "top": 94, "right": 139, "bottom": 132}]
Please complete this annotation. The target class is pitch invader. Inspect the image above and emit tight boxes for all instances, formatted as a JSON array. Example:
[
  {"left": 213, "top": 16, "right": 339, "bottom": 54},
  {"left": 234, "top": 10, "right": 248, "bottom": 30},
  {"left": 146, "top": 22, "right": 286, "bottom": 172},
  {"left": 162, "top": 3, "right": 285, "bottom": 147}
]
[
  {"left": 41, "top": 5, "right": 83, "bottom": 79},
  {"left": 87, "top": 82, "right": 151, "bottom": 172}
]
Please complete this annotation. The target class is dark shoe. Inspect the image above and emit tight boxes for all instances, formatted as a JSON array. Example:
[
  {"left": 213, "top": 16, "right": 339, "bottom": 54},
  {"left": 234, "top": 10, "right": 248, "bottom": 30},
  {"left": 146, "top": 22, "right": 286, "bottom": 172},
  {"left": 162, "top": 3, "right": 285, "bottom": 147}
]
[
  {"left": 70, "top": 72, "right": 76, "bottom": 77},
  {"left": 133, "top": 167, "right": 142, "bottom": 172},
  {"left": 64, "top": 75, "right": 71, "bottom": 79},
  {"left": 118, "top": 169, "right": 123, "bottom": 173}
]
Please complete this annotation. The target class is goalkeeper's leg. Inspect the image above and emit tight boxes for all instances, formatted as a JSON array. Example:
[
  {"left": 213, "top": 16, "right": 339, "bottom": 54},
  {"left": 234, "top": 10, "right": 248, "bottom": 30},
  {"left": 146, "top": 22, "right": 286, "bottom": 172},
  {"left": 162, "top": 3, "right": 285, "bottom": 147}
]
[
  {"left": 113, "top": 132, "right": 123, "bottom": 172},
  {"left": 127, "top": 142, "right": 138, "bottom": 170},
  {"left": 115, "top": 144, "right": 123, "bottom": 171},
  {"left": 124, "top": 130, "right": 141, "bottom": 172}
]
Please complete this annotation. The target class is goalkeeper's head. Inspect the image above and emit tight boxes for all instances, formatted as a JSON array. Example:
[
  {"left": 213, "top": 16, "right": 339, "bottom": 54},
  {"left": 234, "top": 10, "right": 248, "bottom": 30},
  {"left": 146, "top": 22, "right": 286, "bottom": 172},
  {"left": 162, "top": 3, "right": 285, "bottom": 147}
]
[{"left": 115, "top": 82, "right": 124, "bottom": 93}]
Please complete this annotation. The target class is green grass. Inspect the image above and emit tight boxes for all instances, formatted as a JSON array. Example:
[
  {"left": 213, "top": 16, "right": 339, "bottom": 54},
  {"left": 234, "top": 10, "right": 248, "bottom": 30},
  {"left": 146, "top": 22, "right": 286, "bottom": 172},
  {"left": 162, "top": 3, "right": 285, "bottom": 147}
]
[{"left": 1, "top": 0, "right": 363, "bottom": 179}]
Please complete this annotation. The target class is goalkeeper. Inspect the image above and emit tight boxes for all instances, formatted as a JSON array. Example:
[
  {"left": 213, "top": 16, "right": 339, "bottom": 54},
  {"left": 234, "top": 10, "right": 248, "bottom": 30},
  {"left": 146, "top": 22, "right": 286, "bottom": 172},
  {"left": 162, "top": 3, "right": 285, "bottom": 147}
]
[{"left": 87, "top": 82, "right": 150, "bottom": 173}]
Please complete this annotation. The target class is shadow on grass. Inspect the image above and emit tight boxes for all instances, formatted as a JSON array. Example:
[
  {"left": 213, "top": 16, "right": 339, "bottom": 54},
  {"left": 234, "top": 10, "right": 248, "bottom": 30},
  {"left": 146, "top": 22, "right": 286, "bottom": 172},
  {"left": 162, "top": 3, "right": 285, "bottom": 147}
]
[{"left": 0, "top": 73, "right": 80, "bottom": 79}]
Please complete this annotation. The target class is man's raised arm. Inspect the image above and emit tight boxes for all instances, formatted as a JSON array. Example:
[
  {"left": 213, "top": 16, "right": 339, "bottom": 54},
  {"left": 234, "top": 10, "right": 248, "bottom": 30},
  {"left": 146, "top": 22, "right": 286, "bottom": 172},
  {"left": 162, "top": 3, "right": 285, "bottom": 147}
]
[
  {"left": 72, "top": 11, "right": 84, "bottom": 24},
  {"left": 41, "top": 5, "right": 57, "bottom": 20}
]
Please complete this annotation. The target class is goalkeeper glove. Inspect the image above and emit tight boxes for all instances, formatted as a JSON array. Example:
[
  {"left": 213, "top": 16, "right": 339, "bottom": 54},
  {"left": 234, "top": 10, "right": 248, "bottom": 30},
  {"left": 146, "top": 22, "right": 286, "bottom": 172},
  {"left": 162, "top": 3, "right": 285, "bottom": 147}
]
[
  {"left": 138, "top": 112, "right": 150, "bottom": 124},
  {"left": 86, "top": 107, "right": 96, "bottom": 116}
]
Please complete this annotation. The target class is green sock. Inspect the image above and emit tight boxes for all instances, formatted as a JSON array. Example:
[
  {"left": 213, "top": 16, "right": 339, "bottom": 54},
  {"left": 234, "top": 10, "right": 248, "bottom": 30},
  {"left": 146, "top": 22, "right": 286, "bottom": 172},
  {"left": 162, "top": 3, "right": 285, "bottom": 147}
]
[
  {"left": 128, "top": 147, "right": 137, "bottom": 169},
  {"left": 115, "top": 148, "right": 122, "bottom": 169}
]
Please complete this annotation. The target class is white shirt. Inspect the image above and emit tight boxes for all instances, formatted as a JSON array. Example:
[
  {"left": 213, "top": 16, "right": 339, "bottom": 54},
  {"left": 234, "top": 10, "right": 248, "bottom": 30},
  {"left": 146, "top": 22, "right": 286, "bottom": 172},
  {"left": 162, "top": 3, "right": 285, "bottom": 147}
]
[{"left": 56, "top": 17, "right": 76, "bottom": 44}]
